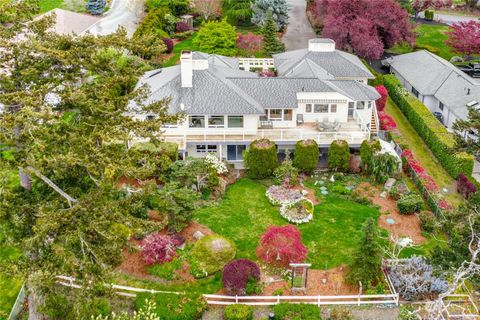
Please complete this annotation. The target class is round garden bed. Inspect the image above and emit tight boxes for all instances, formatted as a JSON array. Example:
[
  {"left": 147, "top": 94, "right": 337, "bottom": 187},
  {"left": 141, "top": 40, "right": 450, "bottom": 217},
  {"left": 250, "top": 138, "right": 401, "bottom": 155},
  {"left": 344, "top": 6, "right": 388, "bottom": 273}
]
[{"left": 280, "top": 199, "right": 314, "bottom": 224}]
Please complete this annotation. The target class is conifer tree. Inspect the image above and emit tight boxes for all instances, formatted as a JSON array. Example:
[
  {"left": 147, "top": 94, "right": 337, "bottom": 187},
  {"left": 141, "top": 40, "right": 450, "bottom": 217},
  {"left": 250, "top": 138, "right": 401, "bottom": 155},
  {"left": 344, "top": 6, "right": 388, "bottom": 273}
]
[
  {"left": 261, "top": 10, "right": 285, "bottom": 56},
  {"left": 86, "top": 0, "right": 106, "bottom": 15}
]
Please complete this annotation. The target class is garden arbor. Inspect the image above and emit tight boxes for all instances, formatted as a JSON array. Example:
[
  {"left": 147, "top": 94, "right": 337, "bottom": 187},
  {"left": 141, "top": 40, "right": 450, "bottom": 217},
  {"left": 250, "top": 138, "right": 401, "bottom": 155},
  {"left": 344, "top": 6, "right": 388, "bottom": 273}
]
[{"left": 290, "top": 263, "right": 311, "bottom": 292}]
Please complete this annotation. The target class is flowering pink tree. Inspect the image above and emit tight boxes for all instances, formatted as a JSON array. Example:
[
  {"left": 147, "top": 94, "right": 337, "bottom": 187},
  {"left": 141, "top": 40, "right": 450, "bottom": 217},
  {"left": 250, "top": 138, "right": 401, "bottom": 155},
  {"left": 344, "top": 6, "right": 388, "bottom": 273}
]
[
  {"left": 256, "top": 225, "right": 308, "bottom": 267},
  {"left": 412, "top": 0, "right": 452, "bottom": 18},
  {"left": 446, "top": 21, "right": 480, "bottom": 58},
  {"left": 375, "top": 85, "right": 388, "bottom": 112},
  {"left": 236, "top": 32, "right": 263, "bottom": 56},
  {"left": 141, "top": 233, "right": 179, "bottom": 265},
  {"left": 319, "top": 0, "right": 414, "bottom": 59},
  {"left": 378, "top": 111, "right": 397, "bottom": 130}
]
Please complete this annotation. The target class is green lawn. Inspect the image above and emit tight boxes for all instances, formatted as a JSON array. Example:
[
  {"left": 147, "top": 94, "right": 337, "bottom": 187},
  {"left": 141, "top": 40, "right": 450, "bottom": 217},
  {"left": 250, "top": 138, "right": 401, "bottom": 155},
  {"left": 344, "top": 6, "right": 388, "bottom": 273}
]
[
  {"left": 39, "top": 0, "right": 64, "bottom": 13},
  {"left": 194, "top": 178, "right": 381, "bottom": 269},
  {"left": 163, "top": 34, "right": 199, "bottom": 67},
  {"left": 386, "top": 98, "right": 462, "bottom": 205},
  {"left": 388, "top": 23, "right": 455, "bottom": 61}
]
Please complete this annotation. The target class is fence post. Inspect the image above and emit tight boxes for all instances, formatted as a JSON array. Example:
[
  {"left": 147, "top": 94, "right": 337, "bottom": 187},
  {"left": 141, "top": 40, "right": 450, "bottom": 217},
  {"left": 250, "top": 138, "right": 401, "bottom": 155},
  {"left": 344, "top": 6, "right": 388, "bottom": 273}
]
[
  {"left": 235, "top": 295, "right": 238, "bottom": 304},
  {"left": 317, "top": 295, "right": 320, "bottom": 307}
]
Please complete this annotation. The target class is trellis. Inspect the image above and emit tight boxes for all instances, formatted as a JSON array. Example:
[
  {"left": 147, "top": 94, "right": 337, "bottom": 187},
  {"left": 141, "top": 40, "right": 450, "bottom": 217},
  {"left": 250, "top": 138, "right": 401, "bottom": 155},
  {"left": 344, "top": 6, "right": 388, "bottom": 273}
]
[{"left": 290, "top": 263, "right": 311, "bottom": 292}]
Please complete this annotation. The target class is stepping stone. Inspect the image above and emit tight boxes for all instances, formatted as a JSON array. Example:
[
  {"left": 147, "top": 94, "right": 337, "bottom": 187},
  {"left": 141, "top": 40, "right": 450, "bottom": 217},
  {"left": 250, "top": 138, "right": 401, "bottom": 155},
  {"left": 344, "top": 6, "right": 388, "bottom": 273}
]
[
  {"left": 384, "top": 178, "right": 396, "bottom": 191},
  {"left": 380, "top": 191, "right": 388, "bottom": 198},
  {"left": 321, "top": 190, "right": 328, "bottom": 195},
  {"left": 193, "top": 230, "right": 205, "bottom": 240}
]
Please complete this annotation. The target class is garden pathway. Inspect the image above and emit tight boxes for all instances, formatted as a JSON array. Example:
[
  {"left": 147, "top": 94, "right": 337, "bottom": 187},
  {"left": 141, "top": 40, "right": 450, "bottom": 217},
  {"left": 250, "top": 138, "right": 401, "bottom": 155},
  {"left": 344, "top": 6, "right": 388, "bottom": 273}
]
[
  {"left": 418, "top": 11, "right": 480, "bottom": 25},
  {"left": 83, "top": 0, "right": 144, "bottom": 37},
  {"left": 283, "top": 0, "right": 318, "bottom": 50}
]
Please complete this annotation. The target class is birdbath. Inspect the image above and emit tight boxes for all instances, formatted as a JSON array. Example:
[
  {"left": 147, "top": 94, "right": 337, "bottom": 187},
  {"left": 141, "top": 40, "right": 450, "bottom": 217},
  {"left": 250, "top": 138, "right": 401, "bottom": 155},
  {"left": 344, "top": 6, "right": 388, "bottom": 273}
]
[{"left": 386, "top": 218, "right": 396, "bottom": 225}]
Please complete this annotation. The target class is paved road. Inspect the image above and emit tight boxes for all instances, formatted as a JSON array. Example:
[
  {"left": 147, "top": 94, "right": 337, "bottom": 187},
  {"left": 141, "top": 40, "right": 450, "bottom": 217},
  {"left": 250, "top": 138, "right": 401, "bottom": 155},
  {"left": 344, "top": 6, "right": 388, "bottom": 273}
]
[
  {"left": 418, "top": 11, "right": 479, "bottom": 25},
  {"left": 83, "top": 0, "right": 144, "bottom": 36},
  {"left": 282, "top": 0, "right": 317, "bottom": 50}
]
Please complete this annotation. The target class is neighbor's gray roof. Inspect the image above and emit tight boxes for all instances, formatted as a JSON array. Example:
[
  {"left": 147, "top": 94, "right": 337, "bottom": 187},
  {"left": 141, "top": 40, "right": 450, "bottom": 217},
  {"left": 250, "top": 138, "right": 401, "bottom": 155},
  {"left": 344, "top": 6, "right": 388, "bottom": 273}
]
[
  {"left": 273, "top": 49, "right": 374, "bottom": 79},
  {"left": 387, "top": 50, "right": 480, "bottom": 117}
]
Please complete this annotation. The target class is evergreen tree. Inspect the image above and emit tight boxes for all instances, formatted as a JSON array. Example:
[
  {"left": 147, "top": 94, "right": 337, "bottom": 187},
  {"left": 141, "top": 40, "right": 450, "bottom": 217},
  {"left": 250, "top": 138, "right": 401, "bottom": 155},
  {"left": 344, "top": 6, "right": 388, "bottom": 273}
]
[
  {"left": 251, "top": 0, "right": 289, "bottom": 30},
  {"left": 346, "top": 218, "right": 383, "bottom": 287},
  {"left": 222, "top": 0, "right": 253, "bottom": 25},
  {"left": 261, "top": 10, "right": 285, "bottom": 56},
  {"left": 86, "top": 0, "right": 106, "bottom": 15}
]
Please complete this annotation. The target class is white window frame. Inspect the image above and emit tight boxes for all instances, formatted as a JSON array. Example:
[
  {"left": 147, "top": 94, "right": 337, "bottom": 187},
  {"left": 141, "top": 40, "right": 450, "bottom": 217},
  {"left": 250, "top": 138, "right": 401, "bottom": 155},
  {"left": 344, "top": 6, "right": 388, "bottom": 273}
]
[
  {"left": 227, "top": 116, "right": 244, "bottom": 128},
  {"left": 208, "top": 116, "right": 225, "bottom": 128},
  {"left": 196, "top": 144, "right": 217, "bottom": 153}
]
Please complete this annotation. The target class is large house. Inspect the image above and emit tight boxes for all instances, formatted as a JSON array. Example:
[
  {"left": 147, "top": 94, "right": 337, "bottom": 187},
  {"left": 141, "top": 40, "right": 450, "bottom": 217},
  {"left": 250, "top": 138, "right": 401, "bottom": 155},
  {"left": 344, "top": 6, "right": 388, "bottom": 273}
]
[
  {"left": 131, "top": 39, "right": 381, "bottom": 162},
  {"left": 385, "top": 50, "right": 480, "bottom": 134}
]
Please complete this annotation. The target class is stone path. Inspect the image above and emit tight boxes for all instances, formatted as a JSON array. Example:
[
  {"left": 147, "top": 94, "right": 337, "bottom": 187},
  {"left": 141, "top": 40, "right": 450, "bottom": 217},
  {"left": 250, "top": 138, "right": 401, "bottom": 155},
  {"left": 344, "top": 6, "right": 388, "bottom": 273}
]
[{"left": 282, "top": 0, "right": 318, "bottom": 50}]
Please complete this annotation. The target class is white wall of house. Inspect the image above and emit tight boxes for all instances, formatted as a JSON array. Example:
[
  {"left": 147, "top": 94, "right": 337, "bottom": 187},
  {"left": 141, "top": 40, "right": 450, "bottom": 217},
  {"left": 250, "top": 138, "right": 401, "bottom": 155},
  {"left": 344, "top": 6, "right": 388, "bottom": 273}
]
[
  {"left": 296, "top": 92, "right": 349, "bottom": 123},
  {"left": 163, "top": 114, "right": 259, "bottom": 134}
]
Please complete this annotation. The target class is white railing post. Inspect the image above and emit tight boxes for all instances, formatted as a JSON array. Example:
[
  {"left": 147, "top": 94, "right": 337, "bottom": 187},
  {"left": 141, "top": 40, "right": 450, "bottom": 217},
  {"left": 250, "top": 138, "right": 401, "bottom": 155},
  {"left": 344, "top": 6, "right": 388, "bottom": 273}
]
[
  {"left": 317, "top": 295, "right": 320, "bottom": 307},
  {"left": 235, "top": 295, "right": 238, "bottom": 304},
  {"left": 281, "top": 130, "right": 283, "bottom": 140}
]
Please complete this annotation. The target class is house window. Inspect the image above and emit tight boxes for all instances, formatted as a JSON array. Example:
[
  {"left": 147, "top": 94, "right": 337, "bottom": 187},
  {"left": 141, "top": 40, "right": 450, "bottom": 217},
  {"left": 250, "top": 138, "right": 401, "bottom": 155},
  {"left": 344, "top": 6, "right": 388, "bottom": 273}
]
[
  {"left": 306, "top": 104, "right": 312, "bottom": 113},
  {"left": 439, "top": 102, "right": 444, "bottom": 111},
  {"left": 284, "top": 109, "right": 293, "bottom": 121},
  {"left": 196, "top": 144, "right": 217, "bottom": 153},
  {"left": 330, "top": 104, "right": 337, "bottom": 113},
  {"left": 208, "top": 116, "right": 224, "bottom": 128},
  {"left": 367, "top": 101, "right": 372, "bottom": 109},
  {"left": 227, "top": 145, "right": 246, "bottom": 160},
  {"left": 269, "top": 109, "right": 282, "bottom": 121},
  {"left": 314, "top": 104, "right": 328, "bottom": 113},
  {"left": 146, "top": 115, "right": 155, "bottom": 120},
  {"left": 356, "top": 101, "right": 365, "bottom": 110},
  {"left": 228, "top": 116, "right": 244, "bottom": 128},
  {"left": 189, "top": 115, "right": 205, "bottom": 128},
  {"left": 412, "top": 87, "right": 419, "bottom": 98}
]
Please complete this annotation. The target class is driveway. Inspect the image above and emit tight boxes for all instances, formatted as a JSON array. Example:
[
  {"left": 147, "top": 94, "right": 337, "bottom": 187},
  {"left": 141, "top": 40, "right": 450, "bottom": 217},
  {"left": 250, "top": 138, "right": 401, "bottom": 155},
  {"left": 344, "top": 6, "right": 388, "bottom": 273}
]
[
  {"left": 83, "top": 0, "right": 144, "bottom": 37},
  {"left": 418, "top": 11, "right": 479, "bottom": 25},
  {"left": 282, "top": 0, "right": 318, "bottom": 50}
]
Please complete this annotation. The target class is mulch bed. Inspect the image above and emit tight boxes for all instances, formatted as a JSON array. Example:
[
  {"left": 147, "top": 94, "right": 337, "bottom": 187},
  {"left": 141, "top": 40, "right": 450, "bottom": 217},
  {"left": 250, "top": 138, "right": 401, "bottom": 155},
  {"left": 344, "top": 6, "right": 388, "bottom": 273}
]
[{"left": 356, "top": 182, "right": 426, "bottom": 244}]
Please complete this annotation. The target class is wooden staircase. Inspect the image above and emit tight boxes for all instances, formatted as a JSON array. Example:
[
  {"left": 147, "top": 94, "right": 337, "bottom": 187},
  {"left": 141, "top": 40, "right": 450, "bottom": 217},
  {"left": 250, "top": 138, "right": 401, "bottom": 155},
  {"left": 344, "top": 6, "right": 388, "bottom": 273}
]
[{"left": 370, "top": 108, "right": 379, "bottom": 137}]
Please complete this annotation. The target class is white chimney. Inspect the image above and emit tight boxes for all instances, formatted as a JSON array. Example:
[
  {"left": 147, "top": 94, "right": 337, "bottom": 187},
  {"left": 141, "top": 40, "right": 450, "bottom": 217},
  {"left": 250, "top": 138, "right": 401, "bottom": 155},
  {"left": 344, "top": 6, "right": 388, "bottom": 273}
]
[
  {"left": 308, "top": 38, "right": 335, "bottom": 52},
  {"left": 181, "top": 50, "right": 193, "bottom": 88}
]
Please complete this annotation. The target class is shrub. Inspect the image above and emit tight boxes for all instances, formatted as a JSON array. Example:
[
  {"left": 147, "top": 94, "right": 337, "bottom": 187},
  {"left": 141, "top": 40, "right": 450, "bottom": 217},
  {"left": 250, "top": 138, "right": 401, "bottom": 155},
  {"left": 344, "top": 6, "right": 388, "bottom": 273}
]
[
  {"left": 375, "top": 85, "right": 388, "bottom": 111},
  {"left": 419, "top": 211, "right": 437, "bottom": 233},
  {"left": 388, "top": 257, "right": 448, "bottom": 301},
  {"left": 457, "top": 173, "right": 477, "bottom": 199},
  {"left": 383, "top": 75, "right": 474, "bottom": 178},
  {"left": 162, "top": 38, "right": 174, "bottom": 53},
  {"left": 273, "top": 303, "right": 320, "bottom": 320},
  {"left": 172, "top": 30, "right": 194, "bottom": 40},
  {"left": 41, "top": 293, "right": 72, "bottom": 319},
  {"left": 378, "top": 111, "right": 397, "bottom": 130},
  {"left": 397, "top": 193, "right": 424, "bottom": 214},
  {"left": 331, "top": 185, "right": 351, "bottom": 195},
  {"left": 424, "top": 10, "right": 434, "bottom": 21},
  {"left": 224, "top": 304, "right": 254, "bottom": 320},
  {"left": 141, "top": 233, "right": 178, "bottom": 265},
  {"left": 328, "top": 140, "right": 350, "bottom": 172},
  {"left": 244, "top": 139, "right": 279, "bottom": 179},
  {"left": 398, "top": 305, "right": 418, "bottom": 320},
  {"left": 146, "top": 0, "right": 190, "bottom": 15},
  {"left": 236, "top": 32, "right": 263, "bottom": 55},
  {"left": 176, "top": 21, "right": 192, "bottom": 32},
  {"left": 168, "top": 158, "right": 219, "bottom": 192},
  {"left": 189, "top": 235, "right": 236, "bottom": 278},
  {"left": 136, "top": 292, "right": 207, "bottom": 320},
  {"left": 329, "top": 307, "right": 353, "bottom": 320},
  {"left": 274, "top": 155, "right": 299, "bottom": 186},
  {"left": 256, "top": 225, "right": 307, "bottom": 268},
  {"left": 360, "top": 139, "right": 381, "bottom": 173},
  {"left": 134, "top": 7, "right": 173, "bottom": 39},
  {"left": 222, "top": 259, "right": 261, "bottom": 295},
  {"left": 293, "top": 139, "right": 319, "bottom": 174},
  {"left": 193, "top": 19, "right": 238, "bottom": 56},
  {"left": 370, "top": 153, "right": 399, "bottom": 183}
]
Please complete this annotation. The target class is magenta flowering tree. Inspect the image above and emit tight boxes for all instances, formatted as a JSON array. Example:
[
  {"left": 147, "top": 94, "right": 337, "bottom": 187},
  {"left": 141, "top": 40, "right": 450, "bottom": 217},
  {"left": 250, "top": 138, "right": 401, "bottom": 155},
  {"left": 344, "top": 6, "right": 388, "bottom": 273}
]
[
  {"left": 457, "top": 173, "right": 477, "bottom": 199},
  {"left": 176, "top": 21, "right": 192, "bottom": 32},
  {"left": 222, "top": 259, "right": 261, "bottom": 295},
  {"left": 412, "top": 0, "right": 452, "bottom": 18},
  {"left": 318, "top": 0, "right": 414, "bottom": 59},
  {"left": 446, "top": 21, "right": 480, "bottom": 58},
  {"left": 162, "top": 38, "right": 174, "bottom": 53},
  {"left": 236, "top": 32, "right": 263, "bottom": 56},
  {"left": 375, "top": 85, "right": 388, "bottom": 112},
  {"left": 141, "top": 233, "right": 179, "bottom": 265}
]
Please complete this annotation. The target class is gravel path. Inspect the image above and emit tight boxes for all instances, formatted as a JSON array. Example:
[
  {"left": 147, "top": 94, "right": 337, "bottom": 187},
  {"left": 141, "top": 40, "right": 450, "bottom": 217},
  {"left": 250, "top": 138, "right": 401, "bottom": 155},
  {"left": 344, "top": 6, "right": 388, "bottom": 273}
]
[{"left": 282, "top": 0, "right": 318, "bottom": 50}]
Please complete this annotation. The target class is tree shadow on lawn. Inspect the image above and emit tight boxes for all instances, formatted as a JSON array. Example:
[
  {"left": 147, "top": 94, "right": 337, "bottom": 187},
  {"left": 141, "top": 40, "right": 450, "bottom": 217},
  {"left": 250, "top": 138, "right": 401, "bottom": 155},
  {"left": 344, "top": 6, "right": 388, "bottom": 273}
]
[{"left": 193, "top": 178, "right": 383, "bottom": 270}]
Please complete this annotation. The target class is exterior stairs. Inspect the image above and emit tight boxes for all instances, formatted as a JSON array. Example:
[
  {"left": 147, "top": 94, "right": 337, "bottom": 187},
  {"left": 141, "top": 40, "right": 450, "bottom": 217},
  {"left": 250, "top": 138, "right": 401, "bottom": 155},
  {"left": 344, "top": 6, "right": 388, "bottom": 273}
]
[{"left": 370, "top": 108, "right": 379, "bottom": 137}]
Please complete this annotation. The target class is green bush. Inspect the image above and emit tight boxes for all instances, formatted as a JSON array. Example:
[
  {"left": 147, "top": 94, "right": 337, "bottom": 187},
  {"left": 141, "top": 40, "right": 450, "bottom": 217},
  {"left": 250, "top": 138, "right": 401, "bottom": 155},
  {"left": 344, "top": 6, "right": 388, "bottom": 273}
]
[
  {"left": 329, "top": 307, "right": 353, "bottom": 320},
  {"left": 146, "top": 0, "right": 190, "bottom": 15},
  {"left": 136, "top": 293, "right": 207, "bottom": 320},
  {"left": 244, "top": 139, "right": 279, "bottom": 179},
  {"left": 293, "top": 139, "right": 320, "bottom": 174},
  {"left": 274, "top": 154, "right": 299, "bottom": 186},
  {"left": 224, "top": 304, "right": 254, "bottom": 320},
  {"left": 328, "top": 140, "right": 350, "bottom": 172},
  {"left": 40, "top": 293, "right": 72, "bottom": 319},
  {"left": 397, "top": 193, "right": 424, "bottom": 214},
  {"left": 424, "top": 10, "right": 434, "bottom": 21},
  {"left": 193, "top": 19, "right": 238, "bottom": 56},
  {"left": 331, "top": 185, "right": 351, "bottom": 195},
  {"left": 148, "top": 257, "right": 182, "bottom": 280},
  {"left": 419, "top": 211, "right": 437, "bottom": 233},
  {"left": 189, "top": 234, "right": 236, "bottom": 278},
  {"left": 360, "top": 139, "right": 381, "bottom": 173},
  {"left": 273, "top": 303, "right": 321, "bottom": 320},
  {"left": 370, "top": 153, "right": 399, "bottom": 183},
  {"left": 134, "top": 7, "right": 173, "bottom": 38},
  {"left": 383, "top": 75, "right": 474, "bottom": 178}
]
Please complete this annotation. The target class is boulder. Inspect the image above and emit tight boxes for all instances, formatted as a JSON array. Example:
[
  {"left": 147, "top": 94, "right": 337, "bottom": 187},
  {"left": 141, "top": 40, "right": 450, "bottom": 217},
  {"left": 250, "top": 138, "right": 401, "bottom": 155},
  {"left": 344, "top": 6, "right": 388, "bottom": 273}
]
[{"left": 193, "top": 230, "right": 205, "bottom": 240}]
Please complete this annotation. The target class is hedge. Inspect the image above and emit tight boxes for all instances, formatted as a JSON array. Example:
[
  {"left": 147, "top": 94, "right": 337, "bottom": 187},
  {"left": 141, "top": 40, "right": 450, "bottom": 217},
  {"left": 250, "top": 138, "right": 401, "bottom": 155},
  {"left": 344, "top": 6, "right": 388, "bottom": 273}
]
[
  {"left": 397, "top": 193, "right": 424, "bottom": 214},
  {"left": 224, "top": 304, "right": 254, "bottom": 320},
  {"left": 244, "top": 139, "right": 279, "bottom": 179},
  {"left": 273, "top": 303, "right": 321, "bottom": 320},
  {"left": 383, "top": 75, "right": 474, "bottom": 178},
  {"left": 293, "top": 139, "right": 320, "bottom": 174},
  {"left": 328, "top": 140, "right": 350, "bottom": 172},
  {"left": 136, "top": 292, "right": 206, "bottom": 320}
]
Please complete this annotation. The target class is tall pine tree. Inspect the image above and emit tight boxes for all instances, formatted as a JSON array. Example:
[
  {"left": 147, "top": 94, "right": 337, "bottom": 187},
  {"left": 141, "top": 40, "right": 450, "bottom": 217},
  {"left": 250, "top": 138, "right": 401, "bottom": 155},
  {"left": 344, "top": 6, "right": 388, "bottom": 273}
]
[
  {"left": 86, "top": 0, "right": 106, "bottom": 15},
  {"left": 261, "top": 10, "right": 285, "bottom": 56}
]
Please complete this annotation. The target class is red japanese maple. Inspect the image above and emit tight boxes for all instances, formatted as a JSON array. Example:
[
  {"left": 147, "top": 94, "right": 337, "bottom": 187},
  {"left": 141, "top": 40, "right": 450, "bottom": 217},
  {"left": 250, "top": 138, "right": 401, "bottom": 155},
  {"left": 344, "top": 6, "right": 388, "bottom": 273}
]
[
  {"left": 236, "top": 32, "right": 263, "bottom": 55},
  {"left": 256, "top": 225, "right": 308, "bottom": 267},
  {"left": 222, "top": 259, "right": 261, "bottom": 295},
  {"left": 375, "top": 86, "right": 388, "bottom": 112},
  {"left": 446, "top": 21, "right": 480, "bottom": 57},
  {"left": 378, "top": 111, "right": 397, "bottom": 130},
  {"left": 141, "top": 233, "right": 179, "bottom": 265}
]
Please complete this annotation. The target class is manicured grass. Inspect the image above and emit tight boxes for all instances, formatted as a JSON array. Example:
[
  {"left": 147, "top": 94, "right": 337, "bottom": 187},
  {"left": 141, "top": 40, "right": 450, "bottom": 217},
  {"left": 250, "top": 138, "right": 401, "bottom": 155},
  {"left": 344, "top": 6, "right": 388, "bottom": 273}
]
[
  {"left": 388, "top": 24, "right": 455, "bottom": 61},
  {"left": 194, "top": 178, "right": 381, "bottom": 269},
  {"left": 39, "top": 0, "right": 64, "bottom": 13},
  {"left": 163, "top": 34, "right": 199, "bottom": 67},
  {"left": 386, "top": 98, "right": 462, "bottom": 206}
]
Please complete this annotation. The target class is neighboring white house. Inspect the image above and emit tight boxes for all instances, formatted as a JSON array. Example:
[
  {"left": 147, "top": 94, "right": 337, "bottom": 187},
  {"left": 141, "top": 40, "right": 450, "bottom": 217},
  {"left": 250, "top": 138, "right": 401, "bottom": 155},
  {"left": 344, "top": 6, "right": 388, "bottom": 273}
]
[
  {"left": 385, "top": 50, "right": 480, "bottom": 135},
  {"left": 130, "top": 39, "right": 381, "bottom": 162}
]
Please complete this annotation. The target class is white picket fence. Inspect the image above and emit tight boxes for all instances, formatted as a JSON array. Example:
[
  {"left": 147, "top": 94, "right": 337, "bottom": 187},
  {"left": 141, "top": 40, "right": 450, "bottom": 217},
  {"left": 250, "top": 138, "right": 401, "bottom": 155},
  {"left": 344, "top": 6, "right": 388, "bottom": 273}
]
[
  {"left": 202, "top": 293, "right": 399, "bottom": 307},
  {"left": 8, "top": 283, "right": 26, "bottom": 320}
]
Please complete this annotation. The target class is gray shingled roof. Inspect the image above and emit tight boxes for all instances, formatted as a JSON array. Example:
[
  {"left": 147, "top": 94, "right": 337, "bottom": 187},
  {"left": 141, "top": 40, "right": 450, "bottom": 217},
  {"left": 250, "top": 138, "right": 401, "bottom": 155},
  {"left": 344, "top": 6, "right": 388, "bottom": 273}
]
[
  {"left": 386, "top": 50, "right": 480, "bottom": 117},
  {"left": 273, "top": 49, "right": 374, "bottom": 79}
]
